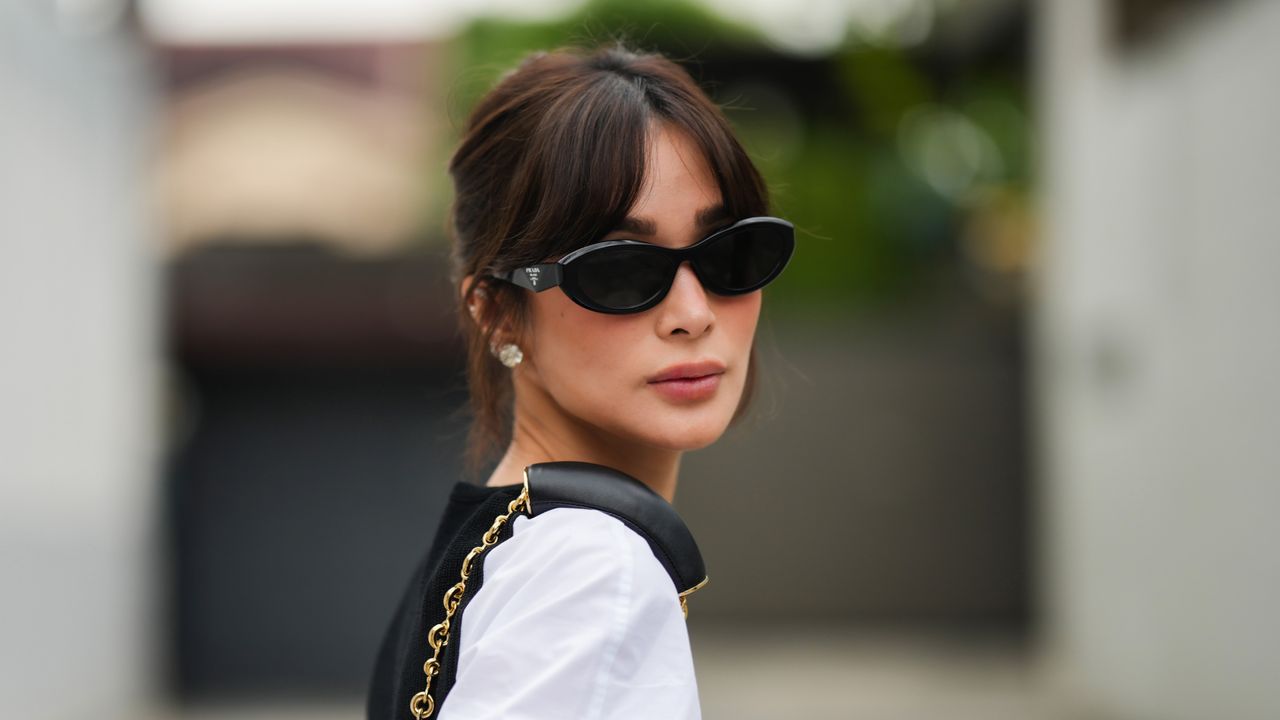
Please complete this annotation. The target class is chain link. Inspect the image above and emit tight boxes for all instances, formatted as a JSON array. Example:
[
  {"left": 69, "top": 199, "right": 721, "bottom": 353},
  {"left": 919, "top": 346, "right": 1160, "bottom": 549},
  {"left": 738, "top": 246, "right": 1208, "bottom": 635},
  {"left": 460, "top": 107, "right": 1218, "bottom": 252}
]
[
  {"left": 677, "top": 575, "right": 709, "bottom": 619},
  {"left": 409, "top": 483, "right": 530, "bottom": 719}
]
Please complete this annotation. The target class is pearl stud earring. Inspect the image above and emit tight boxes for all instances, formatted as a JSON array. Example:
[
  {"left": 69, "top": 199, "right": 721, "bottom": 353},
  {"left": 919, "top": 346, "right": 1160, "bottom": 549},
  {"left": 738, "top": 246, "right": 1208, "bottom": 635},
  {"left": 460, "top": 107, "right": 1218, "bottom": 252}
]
[{"left": 494, "top": 342, "right": 523, "bottom": 368}]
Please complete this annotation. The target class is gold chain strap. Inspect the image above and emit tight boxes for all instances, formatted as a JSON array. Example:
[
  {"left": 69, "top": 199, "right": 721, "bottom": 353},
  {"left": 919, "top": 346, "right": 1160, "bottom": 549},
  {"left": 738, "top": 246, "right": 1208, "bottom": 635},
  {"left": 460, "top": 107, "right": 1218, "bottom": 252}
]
[{"left": 409, "top": 481, "right": 530, "bottom": 719}]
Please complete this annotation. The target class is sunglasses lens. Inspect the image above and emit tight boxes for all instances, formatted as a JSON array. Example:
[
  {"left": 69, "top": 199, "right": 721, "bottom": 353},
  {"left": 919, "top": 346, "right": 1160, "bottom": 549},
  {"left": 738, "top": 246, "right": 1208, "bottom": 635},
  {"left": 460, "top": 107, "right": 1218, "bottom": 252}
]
[
  {"left": 573, "top": 246, "right": 673, "bottom": 311},
  {"left": 695, "top": 222, "right": 794, "bottom": 293}
]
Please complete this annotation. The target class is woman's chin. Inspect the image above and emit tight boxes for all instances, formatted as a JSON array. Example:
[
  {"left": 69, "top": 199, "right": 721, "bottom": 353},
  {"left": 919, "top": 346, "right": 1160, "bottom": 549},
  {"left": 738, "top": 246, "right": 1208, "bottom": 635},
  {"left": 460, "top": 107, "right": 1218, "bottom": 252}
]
[{"left": 642, "top": 415, "right": 733, "bottom": 451}]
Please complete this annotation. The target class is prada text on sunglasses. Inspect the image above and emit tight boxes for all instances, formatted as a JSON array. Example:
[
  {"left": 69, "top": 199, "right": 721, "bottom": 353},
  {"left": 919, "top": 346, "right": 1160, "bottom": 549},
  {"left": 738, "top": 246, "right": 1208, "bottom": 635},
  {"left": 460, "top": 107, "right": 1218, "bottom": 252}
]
[{"left": 490, "top": 216, "right": 795, "bottom": 314}]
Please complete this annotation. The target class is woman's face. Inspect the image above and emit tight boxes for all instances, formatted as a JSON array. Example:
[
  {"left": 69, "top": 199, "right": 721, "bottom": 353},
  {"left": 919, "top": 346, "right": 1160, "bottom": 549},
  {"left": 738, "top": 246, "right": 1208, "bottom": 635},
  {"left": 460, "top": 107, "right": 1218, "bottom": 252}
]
[{"left": 516, "top": 122, "right": 762, "bottom": 452}]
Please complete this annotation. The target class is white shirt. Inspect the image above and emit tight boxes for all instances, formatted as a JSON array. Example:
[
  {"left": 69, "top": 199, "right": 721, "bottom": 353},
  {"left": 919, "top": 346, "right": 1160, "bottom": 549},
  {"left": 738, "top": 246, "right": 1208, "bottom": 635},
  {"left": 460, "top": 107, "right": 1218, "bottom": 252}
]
[{"left": 436, "top": 507, "right": 702, "bottom": 720}]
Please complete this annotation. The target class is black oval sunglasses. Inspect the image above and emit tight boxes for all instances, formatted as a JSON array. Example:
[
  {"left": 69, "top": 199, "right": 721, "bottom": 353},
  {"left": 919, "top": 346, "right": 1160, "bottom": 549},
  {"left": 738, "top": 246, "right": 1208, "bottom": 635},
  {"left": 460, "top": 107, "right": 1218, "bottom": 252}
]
[{"left": 488, "top": 216, "right": 795, "bottom": 314}]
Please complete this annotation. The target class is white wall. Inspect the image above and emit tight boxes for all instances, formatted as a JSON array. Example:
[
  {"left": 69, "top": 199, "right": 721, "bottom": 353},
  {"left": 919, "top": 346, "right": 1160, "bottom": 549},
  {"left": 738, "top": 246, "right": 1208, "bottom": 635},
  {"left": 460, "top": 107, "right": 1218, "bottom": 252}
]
[
  {"left": 1035, "top": 1, "right": 1280, "bottom": 718},
  {"left": 0, "top": 3, "right": 160, "bottom": 718}
]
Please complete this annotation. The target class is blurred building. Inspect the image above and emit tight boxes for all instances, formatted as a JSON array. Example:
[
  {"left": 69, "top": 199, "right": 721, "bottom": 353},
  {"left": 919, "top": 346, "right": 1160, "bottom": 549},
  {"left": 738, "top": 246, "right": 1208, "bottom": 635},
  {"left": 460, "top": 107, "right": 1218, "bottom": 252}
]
[
  {"left": 157, "top": 42, "right": 439, "bottom": 259},
  {"left": 1036, "top": 1, "right": 1280, "bottom": 718},
  {"left": 1, "top": 3, "right": 160, "bottom": 719},
  {"left": 155, "top": 37, "right": 458, "bottom": 702}
]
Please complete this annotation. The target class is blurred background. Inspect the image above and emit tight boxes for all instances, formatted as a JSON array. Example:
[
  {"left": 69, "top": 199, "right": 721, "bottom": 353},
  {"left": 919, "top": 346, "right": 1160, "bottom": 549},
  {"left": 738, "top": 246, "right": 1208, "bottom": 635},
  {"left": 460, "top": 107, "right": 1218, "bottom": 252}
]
[{"left": 2, "top": 0, "right": 1277, "bottom": 718}]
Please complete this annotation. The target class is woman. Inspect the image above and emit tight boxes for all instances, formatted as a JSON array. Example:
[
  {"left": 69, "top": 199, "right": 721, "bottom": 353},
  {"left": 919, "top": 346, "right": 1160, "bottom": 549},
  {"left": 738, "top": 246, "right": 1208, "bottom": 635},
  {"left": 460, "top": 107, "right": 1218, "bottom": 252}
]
[{"left": 366, "top": 40, "right": 794, "bottom": 720}]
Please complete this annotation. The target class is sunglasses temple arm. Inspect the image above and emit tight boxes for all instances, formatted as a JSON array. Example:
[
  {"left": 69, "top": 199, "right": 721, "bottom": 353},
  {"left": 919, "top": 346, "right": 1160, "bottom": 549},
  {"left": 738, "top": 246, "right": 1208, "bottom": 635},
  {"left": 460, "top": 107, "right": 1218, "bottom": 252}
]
[{"left": 506, "top": 264, "right": 562, "bottom": 292}]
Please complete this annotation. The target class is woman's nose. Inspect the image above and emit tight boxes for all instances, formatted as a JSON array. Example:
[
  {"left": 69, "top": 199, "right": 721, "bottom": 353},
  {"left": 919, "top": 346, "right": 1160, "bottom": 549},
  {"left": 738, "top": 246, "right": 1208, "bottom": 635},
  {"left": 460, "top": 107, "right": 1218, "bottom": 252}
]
[{"left": 656, "top": 262, "right": 714, "bottom": 337}]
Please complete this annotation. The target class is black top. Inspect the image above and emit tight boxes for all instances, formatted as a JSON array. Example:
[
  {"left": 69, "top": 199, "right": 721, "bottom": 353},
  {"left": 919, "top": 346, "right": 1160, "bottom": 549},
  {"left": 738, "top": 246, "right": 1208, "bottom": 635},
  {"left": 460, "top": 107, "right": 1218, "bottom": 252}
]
[
  {"left": 365, "top": 480, "right": 517, "bottom": 720},
  {"left": 364, "top": 462, "right": 707, "bottom": 720}
]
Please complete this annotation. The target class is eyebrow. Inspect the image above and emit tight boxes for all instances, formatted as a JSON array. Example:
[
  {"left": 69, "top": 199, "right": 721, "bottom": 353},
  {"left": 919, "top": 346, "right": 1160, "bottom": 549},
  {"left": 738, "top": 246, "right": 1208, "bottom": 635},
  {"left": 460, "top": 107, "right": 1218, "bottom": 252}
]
[{"left": 612, "top": 203, "right": 732, "bottom": 236}]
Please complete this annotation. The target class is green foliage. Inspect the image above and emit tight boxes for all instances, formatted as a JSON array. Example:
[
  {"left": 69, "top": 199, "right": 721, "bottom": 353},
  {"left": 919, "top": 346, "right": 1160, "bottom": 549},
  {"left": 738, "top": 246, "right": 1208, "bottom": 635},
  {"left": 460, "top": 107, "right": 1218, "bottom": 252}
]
[{"left": 443, "top": 0, "right": 760, "bottom": 133}]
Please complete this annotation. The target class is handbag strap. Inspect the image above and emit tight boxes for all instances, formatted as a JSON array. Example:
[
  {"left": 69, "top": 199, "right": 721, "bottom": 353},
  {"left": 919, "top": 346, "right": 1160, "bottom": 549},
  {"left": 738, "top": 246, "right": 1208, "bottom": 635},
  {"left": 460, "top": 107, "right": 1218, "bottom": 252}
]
[{"left": 408, "top": 461, "right": 708, "bottom": 719}]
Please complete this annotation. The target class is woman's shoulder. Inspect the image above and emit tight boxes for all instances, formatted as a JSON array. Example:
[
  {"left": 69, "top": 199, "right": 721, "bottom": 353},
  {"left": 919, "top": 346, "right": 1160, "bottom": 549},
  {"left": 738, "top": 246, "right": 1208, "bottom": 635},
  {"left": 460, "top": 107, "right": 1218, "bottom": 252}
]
[
  {"left": 441, "top": 510, "right": 699, "bottom": 719},
  {"left": 513, "top": 505, "right": 641, "bottom": 544},
  {"left": 512, "top": 505, "right": 664, "bottom": 558},
  {"left": 483, "top": 506, "right": 680, "bottom": 598}
]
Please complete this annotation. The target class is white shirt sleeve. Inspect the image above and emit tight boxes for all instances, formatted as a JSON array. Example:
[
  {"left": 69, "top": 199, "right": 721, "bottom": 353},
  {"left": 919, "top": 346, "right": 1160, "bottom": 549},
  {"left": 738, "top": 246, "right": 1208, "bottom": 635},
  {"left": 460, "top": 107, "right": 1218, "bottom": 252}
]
[{"left": 436, "top": 506, "right": 702, "bottom": 720}]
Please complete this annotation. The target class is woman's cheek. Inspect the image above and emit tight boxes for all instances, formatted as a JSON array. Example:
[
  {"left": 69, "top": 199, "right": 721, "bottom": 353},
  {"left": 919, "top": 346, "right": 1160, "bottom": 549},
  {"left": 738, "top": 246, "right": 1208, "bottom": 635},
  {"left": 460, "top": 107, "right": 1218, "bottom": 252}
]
[{"left": 541, "top": 314, "right": 637, "bottom": 413}]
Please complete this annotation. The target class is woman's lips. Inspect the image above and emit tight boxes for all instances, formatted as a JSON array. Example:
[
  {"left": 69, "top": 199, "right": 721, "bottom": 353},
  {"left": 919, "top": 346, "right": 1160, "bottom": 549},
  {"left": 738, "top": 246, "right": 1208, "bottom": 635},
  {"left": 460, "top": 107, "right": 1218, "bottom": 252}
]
[{"left": 647, "top": 372, "right": 722, "bottom": 402}]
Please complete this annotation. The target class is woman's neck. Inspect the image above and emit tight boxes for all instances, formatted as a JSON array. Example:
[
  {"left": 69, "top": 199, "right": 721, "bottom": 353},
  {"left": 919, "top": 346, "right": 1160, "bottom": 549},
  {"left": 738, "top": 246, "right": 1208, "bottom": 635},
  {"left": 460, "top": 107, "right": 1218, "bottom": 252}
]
[{"left": 486, "top": 411, "right": 682, "bottom": 504}]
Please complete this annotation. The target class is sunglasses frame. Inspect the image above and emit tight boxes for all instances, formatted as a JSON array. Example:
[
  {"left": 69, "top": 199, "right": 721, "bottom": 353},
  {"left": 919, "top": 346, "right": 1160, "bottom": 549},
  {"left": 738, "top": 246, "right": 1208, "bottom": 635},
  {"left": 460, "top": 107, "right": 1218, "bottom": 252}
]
[{"left": 491, "top": 215, "right": 795, "bottom": 314}]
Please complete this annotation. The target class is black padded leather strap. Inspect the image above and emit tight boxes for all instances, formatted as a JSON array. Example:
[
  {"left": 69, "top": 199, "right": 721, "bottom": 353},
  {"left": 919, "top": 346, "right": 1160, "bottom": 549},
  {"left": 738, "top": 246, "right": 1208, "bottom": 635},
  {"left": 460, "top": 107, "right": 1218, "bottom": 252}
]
[{"left": 523, "top": 461, "right": 707, "bottom": 595}]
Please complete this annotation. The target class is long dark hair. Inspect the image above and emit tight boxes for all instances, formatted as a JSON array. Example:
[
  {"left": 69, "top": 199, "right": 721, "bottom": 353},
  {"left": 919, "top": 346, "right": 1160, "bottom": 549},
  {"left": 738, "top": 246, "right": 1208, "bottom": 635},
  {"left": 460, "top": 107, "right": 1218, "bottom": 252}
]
[{"left": 448, "top": 40, "right": 772, "bottom": 477}]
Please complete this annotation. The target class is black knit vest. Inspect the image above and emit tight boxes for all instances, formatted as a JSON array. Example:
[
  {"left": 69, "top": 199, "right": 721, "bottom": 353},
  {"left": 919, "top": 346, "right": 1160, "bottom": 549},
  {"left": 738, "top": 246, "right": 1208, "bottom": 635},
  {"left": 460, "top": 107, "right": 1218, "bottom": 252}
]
[{"left": 364, "top": 461, "right": 707, "bottom": 720}]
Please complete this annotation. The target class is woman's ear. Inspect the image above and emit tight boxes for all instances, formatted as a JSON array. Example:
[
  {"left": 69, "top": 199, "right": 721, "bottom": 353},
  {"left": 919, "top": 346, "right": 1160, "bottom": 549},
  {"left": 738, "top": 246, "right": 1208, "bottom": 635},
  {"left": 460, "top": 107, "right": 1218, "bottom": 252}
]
[
  {"left": 461, "top": 273, "right": 485, "bottom": 327},
  {"left": 462, "top": 273, "right": 522, "bottom": 348}
]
